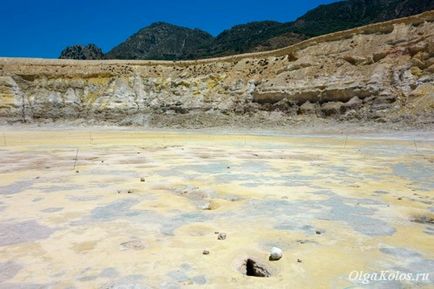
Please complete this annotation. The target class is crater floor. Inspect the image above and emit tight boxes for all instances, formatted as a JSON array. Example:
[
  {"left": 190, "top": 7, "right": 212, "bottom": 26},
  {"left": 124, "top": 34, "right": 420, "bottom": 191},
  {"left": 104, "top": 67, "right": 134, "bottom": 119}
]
[{"left": 0, "top": 129, "right": 433, "bottom": 289}]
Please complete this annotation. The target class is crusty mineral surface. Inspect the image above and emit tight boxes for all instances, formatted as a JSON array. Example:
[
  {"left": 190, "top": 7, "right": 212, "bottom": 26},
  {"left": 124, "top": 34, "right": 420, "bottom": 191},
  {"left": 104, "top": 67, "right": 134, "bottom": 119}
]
[
  {"left": 0, "top": 11, "right": 433, "bottom": 127},
  {"left": 0, "top": 129, "right": 433, "bottom": 288}
]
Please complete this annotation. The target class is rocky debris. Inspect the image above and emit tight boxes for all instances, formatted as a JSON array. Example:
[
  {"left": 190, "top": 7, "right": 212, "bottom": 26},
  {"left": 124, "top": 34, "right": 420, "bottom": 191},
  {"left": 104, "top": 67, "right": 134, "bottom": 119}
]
[
  {"left": 343, "top": 55, "right": 367, "bottom": 66},
  {"left": 321, "top": 102, "right": 344, "bottom": 116},
  {"left": 373, "top": 52, "right": 387, "bottom": 63},
  {"left": 298, "top": 101, "right": 316, "bottom": 115},
  {"left": 202, "top": 250, "right": 210, "bottom": 255},
  {"left": 344, "top": 96, "right": 363, "bottom": 110},
  {"left": 297, "top": 259, "right": 303, "bottom": 263},
  {"left": 217, "top": 233, "right": 226, "bottom": 240},
  {"left": 269, "top": 247, "right": 283, "bottom": 261},
  {"left": 241, "top": 259, "right": 271, "bottom": 278},
  {"left": 140, "top": 177, "right": 145, "bottom": 182}
]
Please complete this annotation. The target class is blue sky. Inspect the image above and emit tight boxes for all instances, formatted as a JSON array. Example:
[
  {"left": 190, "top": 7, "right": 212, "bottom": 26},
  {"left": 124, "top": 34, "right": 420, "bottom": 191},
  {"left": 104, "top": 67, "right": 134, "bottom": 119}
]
[{"left": 0, "top": 0, "right": 337, "bottom": 58}]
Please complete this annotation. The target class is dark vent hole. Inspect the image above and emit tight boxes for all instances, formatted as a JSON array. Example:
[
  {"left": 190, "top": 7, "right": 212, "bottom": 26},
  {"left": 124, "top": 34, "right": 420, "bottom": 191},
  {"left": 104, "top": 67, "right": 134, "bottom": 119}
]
[{"left": 245, "top": 258, "right": 271, "bottom": 277}]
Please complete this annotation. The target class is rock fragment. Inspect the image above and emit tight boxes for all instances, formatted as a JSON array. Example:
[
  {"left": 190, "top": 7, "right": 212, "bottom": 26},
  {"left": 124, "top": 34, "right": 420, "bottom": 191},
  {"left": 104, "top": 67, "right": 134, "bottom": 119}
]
[
  {"left": 269, "top": 247, "right": 283, "bottom": 261},
  {"left": 217, "top": 233, "right": 226, "bottom": 240}
]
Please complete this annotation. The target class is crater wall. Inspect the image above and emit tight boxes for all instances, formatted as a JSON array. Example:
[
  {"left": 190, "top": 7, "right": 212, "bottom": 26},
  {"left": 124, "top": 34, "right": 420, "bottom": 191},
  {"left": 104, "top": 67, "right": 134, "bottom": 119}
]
[{"left": 1, "top": 11, "right": 433, "bottom": 127}]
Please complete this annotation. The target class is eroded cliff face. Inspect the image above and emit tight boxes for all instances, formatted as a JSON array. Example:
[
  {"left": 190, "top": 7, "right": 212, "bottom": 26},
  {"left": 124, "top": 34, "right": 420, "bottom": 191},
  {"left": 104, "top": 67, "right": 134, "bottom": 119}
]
[{"left": 1, "top": 11, "right": 433, "bottom": 127}]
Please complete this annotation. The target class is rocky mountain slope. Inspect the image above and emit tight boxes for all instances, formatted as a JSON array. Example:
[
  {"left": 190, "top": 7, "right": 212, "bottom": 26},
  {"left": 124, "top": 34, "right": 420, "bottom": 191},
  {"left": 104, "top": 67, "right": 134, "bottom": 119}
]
[
  {"left": 61, "top": 0, "right": 434, "bottom": 60},
  {"left": 2, "top": 11, "right": 434, "bottom": 128},
  {"left": 59, "top": 44, "right": 105, "bottom": 60},
  {"left": 106, "top": 22, "right": 214, "bottom": 60}
]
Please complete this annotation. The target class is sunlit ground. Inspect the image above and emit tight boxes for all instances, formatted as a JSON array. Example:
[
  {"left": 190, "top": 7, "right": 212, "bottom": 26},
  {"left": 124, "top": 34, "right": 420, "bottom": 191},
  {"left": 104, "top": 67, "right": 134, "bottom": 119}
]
[{"left": 0, "top": 129, "right": 433, "bottom": 289}]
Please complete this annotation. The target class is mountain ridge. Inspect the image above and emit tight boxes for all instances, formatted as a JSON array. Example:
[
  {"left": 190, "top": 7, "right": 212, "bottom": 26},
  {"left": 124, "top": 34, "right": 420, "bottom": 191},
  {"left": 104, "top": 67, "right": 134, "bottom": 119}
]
[{"left": 59, "top": 0, "right": 434, "bottom": 60}]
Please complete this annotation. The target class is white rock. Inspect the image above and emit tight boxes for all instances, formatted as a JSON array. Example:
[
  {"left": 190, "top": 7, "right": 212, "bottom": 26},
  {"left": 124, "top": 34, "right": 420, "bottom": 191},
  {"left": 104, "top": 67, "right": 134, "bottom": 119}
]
[{"left": 269, "top": 247, "right": 283, "bottom": 261}]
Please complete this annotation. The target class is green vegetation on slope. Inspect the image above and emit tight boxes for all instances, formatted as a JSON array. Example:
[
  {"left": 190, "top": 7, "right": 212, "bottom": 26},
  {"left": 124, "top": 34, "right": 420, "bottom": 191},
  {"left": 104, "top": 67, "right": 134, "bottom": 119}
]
[{"left": 60, "top": 0, "right": 434, "bottom": 60}]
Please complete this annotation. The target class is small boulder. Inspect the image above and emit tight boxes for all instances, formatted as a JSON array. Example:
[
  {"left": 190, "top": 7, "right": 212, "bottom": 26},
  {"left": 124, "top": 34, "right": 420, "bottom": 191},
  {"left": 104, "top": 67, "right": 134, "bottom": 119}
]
[
  {"left": 373, "top": 52, "right": 387, "bottom": 63},
  {"left": 299, "top": 101, "right": 316, "bottom": 114},
  {"left": 321, "top": 102, "right": 344, "bottom": 116},
  {"left": 269, "top": 247, "right": 283, "bottom": 261},
  {"left": 217, "top": 232, "right": 226, "bottom": 240},
  {"left": 344, "top": 96, "right": 363, "bottom": 110}
]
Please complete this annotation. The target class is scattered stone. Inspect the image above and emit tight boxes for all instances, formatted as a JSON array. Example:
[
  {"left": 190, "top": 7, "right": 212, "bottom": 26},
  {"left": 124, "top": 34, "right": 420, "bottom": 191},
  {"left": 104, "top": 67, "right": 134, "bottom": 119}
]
[
  {"left": 127, "top": 190, "right": 133, "bottom": 194},
  {"left": 76, "top": 170, "right": 79, "bottom": 173},
  {"left": 269, "top": 247, "right": 283, "bottom": 261},
  {"left": 217, "top": 232, "right": 226, "bottom": 240},
  {"left": 202, "top": 250, "right": 210, "bottom": 255},
  {"left": 397, "top": 197, "right": 402, "bottom": 200},
  {"left": 297, "top": 259, "right": 303, "bottom": 263},
  {"left": 315, "top": 230, "right": 322, "bottom": 235},
  {"left": 140, "top": 177, "right": 145, "bottom": 182}
]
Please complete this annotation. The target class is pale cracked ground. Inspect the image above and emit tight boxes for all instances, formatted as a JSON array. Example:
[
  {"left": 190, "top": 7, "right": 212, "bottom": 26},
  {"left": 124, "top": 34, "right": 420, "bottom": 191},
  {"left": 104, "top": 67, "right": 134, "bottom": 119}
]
[{"left": 0, "top": 129, "right": 433, "bottom": 289}]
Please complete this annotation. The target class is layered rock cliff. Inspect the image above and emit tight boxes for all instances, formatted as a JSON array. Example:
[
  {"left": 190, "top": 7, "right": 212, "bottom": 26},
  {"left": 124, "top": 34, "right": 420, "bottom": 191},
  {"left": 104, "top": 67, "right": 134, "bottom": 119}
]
[{"left": 1, "top": 11, "right": 433, "bottom": 128}]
